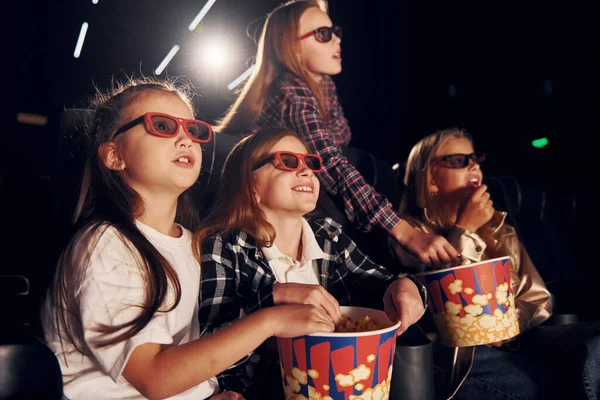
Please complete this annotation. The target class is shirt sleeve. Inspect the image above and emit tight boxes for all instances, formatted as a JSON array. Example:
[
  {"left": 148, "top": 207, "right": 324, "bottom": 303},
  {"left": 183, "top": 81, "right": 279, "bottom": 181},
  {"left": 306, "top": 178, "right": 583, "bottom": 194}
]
[
  {"left": 198, "top": 236, "right": 275, "bottom": 337},
  {"left": 79, "top": 229, "right": 174, "bottom": 383},
  {"left": 337, "top": 229, "right": 428, "bottom": 309},
  {"left": 281, "top": 85, "right": 401, "bottom": 233},
  {"left": 323, "top": 76, "right": 352, "bottom": 145}
]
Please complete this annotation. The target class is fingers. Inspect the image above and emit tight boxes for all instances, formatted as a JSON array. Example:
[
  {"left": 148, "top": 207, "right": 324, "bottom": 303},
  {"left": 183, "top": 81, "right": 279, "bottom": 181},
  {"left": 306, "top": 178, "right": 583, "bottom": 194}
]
[
  {"left": 383, "top": 290, "right": 399, "bottom": 323},
  {"left": 443, "top": 241, "right": 459, "bottom": 261},
  {"left": 393, "top": 293, "right": 424, "bottom": 335},
  {"left": 309, "top": 306, "right": 335, "bottom": 332},
  {"left": 274, "top": 283, "right": 342, "bottom": 323},
  {"left": 427, "top": 237, "right": 457, "bottom": 267},
  {"left": 423, "top": 252, "right": 438, "bottom": 267},
  {"left": 317, "top": 287, "right": 342, "bottom": 324},
  {"left": 385, "top": 279, "right": 426, "bottom": 335},
  {"left": 436, "top": 246, "right": 453, "bottom": 266},
  {"left": 471, "top": 184, "right": 488, "bottom": 199}
]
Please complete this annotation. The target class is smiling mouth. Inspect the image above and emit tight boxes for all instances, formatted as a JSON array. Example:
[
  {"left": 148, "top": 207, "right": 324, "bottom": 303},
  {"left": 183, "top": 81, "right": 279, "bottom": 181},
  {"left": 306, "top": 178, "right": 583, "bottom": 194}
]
[{"left": 292, "top": 185, "right": 314, "bottom": 193}]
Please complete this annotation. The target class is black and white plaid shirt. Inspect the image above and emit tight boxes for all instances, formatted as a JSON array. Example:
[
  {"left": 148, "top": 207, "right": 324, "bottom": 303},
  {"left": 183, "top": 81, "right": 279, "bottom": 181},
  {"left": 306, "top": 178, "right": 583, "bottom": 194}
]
[{"left": 198, "top": 217, "right": 427, "bottom": 398}]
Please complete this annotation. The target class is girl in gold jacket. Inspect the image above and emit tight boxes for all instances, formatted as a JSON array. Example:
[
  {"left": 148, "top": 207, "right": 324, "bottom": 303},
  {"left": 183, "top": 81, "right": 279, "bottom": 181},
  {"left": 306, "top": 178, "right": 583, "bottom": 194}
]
[{"left": 389, "top": 128, "right": 600, "bottom": 399}]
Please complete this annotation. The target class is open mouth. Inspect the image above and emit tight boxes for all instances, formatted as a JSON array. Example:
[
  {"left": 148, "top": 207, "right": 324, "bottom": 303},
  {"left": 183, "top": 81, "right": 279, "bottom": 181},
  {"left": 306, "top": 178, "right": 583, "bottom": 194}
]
[
  {"left": 173, "top": 155, "right": 195, "bottom": 167},
  {"left": 469, "top": 178, "right": 481, "bottom": 187}
]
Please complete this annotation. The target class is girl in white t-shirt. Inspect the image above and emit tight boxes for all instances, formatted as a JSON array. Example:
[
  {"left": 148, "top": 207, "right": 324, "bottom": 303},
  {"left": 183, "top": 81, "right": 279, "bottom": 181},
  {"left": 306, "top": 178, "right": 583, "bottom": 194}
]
[{"left": 43, "top": 77, "right": 335, "bottom": 400}]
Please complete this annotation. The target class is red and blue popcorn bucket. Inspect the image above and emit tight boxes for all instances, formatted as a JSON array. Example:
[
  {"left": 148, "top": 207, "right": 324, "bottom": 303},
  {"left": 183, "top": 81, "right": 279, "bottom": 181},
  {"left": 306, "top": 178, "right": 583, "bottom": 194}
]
[
  {"left": 416, "top": 256, "right": 519, "bottom": 347},
  {"left": 277, "top": 306, "right": 401, "bottom": 400}
]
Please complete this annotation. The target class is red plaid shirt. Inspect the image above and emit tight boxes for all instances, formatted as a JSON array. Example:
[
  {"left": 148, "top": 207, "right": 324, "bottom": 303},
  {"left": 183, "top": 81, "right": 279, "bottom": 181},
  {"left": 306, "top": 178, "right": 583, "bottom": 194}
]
[{"left": 250, "top": 72, "right": 401, "bottom": 233}]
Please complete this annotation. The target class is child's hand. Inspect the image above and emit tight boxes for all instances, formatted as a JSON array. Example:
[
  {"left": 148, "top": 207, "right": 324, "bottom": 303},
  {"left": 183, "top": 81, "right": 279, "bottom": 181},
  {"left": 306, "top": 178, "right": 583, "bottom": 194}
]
[
  {"left": 210, "top": 391, "right": 245, "bottom": 399},
  {"left": 393, "top": 221, "right": 458, "bottom": 267},
  {"left": 265, "top": 304, "right": 335, "bottom": 338},
  {"left": 273, "top": 283, "right": 342, "bottom": 324},
  {"left": 382, "top": 277, "right": 426, "bottom": 335},
  {"left": 456, "top": 184, "right": 495, "bottom": 233}
]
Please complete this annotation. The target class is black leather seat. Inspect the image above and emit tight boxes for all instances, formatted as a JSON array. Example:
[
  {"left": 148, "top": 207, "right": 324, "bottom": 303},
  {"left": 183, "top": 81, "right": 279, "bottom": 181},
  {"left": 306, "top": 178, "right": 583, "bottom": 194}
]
[{"left": 0, "top": 275, "right": 63, "bottom": 400}]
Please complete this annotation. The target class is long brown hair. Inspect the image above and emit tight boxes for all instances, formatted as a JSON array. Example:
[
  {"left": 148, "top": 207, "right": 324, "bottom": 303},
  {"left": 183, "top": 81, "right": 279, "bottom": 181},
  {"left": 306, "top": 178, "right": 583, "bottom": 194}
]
[
  {"left": 401, "top": 128, "right": 509, "bottom": 256},
  {"left": 193, "top": 127, "right": 304, "bottom": 258},
  {"left": 45, "top": 76, "right": 202, "bottom": 355},
  {"left": 215, "top": 0, "right": 330, "bottom": 134}
]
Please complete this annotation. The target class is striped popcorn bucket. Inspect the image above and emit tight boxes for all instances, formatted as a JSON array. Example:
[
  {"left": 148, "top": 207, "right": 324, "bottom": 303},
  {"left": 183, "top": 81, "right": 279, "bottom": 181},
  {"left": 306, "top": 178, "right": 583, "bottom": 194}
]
[
  {"left": 277, "top": 306, "right": 401, "bottom": 400},
  {"left": 416, "top": 256, "right": 519, "bottom": 347}
]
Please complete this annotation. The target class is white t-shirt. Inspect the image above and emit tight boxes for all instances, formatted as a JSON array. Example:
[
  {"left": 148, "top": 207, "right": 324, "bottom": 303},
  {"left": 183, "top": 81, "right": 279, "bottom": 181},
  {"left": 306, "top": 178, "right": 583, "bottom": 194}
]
[
  {"left": 44, "top": 220, "right": 218, "bottom": 399},
  {"left": 262, "top": 218, "right": 326, "bottom": 284}
]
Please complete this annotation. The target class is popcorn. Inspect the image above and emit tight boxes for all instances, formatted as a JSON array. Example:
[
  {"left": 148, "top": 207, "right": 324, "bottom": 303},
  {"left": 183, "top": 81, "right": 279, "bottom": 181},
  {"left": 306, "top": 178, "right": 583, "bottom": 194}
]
[
  {"left": 286, "top": 374, "right": 301, "bottom": 393},
  {"left": 464, "top": 304, "right": 483, "bottom": 316},
  {"left": 448, "top": 279, "right": 463, "bottom": 294},
  {"left": 292, "top": 367, "right": 308, "bottom": 385},
  {"left": 335, "top": 373, "right": 355, "bottom": 387},
  {"left": 430, "top": 282, "right": 520, "bottom": 347},
  {"left": 472, "top": 294, "right": 489, "bottom": 306},
  {"left": 308, "top": 369, "right": 319, "bottom": 379},
  {"left": 336, "top": 315, "right": 382, "bottom": 333},
  {"left": 445, "top": 301, "right": 462, "bottom": 315},
  {"left": 350, "top": 364, "right": 371, "bottom": 383}
]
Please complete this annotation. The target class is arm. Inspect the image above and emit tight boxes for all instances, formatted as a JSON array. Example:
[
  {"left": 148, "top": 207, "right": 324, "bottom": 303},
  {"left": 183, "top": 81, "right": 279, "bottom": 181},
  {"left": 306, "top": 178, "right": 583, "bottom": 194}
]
[
  {"left": 506, "top": 232, "right": 552, "bottom": 331},
  {"left": 123, "top": 305, "right": 334, "bottom": 399},
  {"left": 337, "top": 229, "right": 427, "bottom": 307},
  {"left": 336, "top": 229, "right": 427, "bottom": 332},
  {"left": 283, "top": 86, "right": 400, "bottom": 234}
]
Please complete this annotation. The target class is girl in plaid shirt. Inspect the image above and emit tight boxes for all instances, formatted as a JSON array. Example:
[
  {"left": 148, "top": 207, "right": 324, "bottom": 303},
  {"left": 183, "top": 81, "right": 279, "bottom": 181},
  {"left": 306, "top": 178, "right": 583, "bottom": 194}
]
[
  {"left": 215, "top": 0, "right": 458, "bottom": 268},
  {"left": 195, "top": 127, "right": 427, "bottom": 398}
]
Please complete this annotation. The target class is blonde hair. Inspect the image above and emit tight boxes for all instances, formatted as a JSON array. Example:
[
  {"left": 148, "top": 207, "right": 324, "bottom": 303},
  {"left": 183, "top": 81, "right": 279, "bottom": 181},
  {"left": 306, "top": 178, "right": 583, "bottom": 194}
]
[
  {"left": 216, "top": 0, "right": 330, "bottom": 134},
  {"left": 401, "top": 128, "right": 510, "bottom": 257}
]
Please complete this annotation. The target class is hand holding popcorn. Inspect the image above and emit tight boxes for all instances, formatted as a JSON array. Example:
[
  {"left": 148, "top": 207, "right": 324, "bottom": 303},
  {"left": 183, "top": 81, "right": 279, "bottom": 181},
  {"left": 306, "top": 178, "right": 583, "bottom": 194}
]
[{"left": 382, "top": 277, "right": 425, "bottom": 335}]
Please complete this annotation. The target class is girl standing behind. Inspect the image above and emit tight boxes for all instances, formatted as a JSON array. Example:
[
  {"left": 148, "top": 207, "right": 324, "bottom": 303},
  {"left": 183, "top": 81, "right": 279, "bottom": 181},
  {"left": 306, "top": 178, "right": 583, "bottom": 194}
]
[
  {"left": 43, "top": 77, "right": 334, "bottom": 400},
  {"left": 215, "top": 0, "right": 457, "bottom": 268}
]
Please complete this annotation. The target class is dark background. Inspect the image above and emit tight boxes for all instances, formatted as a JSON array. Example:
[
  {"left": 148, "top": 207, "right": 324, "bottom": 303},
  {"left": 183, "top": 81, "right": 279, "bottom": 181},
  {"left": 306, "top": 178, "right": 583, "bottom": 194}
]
[{"left": 5, "top": 1, "right": 586, "bottom": 314}]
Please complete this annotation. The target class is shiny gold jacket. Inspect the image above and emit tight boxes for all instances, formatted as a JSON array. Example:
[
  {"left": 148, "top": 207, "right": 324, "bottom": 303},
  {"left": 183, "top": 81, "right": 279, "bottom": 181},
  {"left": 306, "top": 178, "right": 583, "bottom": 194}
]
[{"left": 389, "top": 211, "right": 552, "bottom": 398}]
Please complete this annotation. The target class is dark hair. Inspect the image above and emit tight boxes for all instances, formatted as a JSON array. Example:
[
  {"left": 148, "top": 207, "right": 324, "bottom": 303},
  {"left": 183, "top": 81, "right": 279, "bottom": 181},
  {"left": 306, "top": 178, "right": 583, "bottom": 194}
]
[
  {"left": 193, "top": 127, "right": 306, "bottom": 257},
  {"left": 46, "top": 76, "right": 202, "bottom": 355}
]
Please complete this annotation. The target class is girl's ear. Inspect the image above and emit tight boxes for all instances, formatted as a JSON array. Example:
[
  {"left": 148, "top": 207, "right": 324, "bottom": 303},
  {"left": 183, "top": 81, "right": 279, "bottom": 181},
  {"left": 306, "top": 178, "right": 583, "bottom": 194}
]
[
  {"left": 99, "top": 142, "right": 125, "bottom": 171},
  {"left": 427, "top": 171, "right": 439, "bottom": 195},
  {"left": 254, "top": 190, "right": 261, "bottom": 204}
]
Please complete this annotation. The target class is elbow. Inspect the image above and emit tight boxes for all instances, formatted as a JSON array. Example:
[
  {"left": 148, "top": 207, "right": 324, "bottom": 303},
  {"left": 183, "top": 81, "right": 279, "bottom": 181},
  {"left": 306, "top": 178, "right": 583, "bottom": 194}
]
[
  {"left": 130, "top": 374, "right": 174, "bottom": 400},
  {"left": 133, "top": 382, "right": 166, "bottom": 400}
]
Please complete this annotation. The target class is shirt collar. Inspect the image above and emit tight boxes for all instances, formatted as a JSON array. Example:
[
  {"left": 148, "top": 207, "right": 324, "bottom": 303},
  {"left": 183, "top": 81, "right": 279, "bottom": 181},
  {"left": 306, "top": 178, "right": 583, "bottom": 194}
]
[{"left": 262, "top": 218, "right": 326, "bottom": 263}]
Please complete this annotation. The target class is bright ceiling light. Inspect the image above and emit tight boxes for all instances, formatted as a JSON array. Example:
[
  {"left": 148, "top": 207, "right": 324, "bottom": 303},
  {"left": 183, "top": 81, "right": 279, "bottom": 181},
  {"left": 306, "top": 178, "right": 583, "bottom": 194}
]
[
  {"left": 189, "top": 0, "right": 218, "bottom": 31},
  {"left": 206, "top": 46, "right": 226, "bottom": 67},
  {"left": 155, "top": 45, "right": 180, "bottom": 76},
  {"left": 73, "top": 22, "right": 89, "bottom": 58},
  {"left": 228, "top": 65, "right": 255, "bottom": 90}
]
